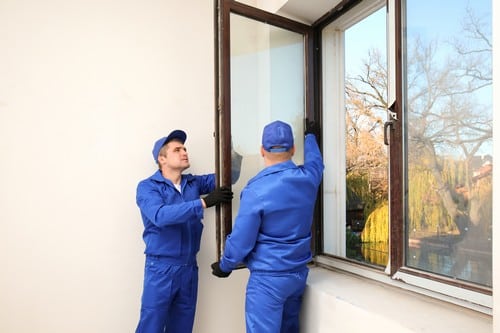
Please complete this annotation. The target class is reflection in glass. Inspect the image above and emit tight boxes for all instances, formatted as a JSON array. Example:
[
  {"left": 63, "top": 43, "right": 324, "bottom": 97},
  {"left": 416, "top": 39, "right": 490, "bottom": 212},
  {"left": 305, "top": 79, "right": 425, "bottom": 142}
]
[
  {"left": 230, "top": 13, "right": 305, "bottom": 223},
  {"left": 405, "top": 0, "right": 492, "bottom": 286},
  {"left": 328, "top": 7, "right": 388, "bottom": 267}
]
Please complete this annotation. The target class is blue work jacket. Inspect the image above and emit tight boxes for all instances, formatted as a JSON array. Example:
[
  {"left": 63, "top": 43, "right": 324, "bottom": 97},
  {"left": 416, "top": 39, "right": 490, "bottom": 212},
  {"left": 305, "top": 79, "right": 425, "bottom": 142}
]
[
  {"left": 220, "top": 134, "right": 324, "bottom": 273},
  {"left": 136, "top": 170, "right": 215, "bottom": 264}
]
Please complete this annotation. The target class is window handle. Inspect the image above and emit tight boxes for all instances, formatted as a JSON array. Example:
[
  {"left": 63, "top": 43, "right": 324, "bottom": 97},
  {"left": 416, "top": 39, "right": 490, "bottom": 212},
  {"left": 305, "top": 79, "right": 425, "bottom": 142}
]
[{"left": 384, "top": 120, "right": 393, "bottom": 145}]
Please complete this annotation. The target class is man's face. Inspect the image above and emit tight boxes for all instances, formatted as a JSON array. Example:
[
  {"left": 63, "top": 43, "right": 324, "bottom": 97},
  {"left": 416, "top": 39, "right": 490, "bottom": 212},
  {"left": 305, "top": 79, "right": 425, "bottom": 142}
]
[{"left": 158, "top": 140, "right": 190, "bottom": 171}]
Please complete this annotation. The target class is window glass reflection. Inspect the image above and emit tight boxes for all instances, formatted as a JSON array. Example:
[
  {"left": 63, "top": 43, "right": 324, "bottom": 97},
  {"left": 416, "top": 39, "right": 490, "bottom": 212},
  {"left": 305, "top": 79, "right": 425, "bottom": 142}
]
[
  {"left": 405, "top": 0, "right": 492, "bottom": 286},
  {"left": 230, "top": 13, "right": 305, "bottom": 221},
  {"left": 344, "top": 8, "right": 388, "bottom": 267}
]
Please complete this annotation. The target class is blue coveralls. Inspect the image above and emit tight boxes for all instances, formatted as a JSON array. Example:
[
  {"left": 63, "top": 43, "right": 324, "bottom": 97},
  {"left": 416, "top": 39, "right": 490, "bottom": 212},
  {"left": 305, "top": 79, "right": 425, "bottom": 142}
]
[
  {"left": 135, "top": 170, "right": 215, "bottom": 333},
  {"left": 220, "top": 134, "right": 324, "bottom": 333}
]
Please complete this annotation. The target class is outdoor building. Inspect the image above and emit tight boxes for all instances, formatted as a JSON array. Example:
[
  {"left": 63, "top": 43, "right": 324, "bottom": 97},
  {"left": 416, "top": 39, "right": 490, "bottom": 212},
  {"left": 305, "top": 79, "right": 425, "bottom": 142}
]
[{"left": 0, "top": 0, "right": 497, "bottom": 332}]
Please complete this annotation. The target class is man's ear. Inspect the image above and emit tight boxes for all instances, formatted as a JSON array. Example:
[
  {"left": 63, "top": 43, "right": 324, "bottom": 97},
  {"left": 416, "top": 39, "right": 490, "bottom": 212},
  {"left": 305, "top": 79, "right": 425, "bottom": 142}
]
[
  {"left": 157, "top": 154, "right": 167, "bottom": 166},
  {"left": 290, "top": 145, "right": 296, "bottom": 156},
  {"left": 260, "top": 146, "right": 265, "bottom": 157}
]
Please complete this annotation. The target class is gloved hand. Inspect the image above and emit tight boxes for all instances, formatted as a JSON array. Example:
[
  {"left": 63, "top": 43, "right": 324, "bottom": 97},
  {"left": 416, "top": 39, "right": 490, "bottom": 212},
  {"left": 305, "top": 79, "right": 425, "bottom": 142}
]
[
  {"left": 305, "top": 119, "right": 319, "bottom": 136},
  {"left": 203, "top": 187, "right": 233, "bottom": 208},
  {"left": 211, "top": 262, "right": 231, "bottom": 278}
]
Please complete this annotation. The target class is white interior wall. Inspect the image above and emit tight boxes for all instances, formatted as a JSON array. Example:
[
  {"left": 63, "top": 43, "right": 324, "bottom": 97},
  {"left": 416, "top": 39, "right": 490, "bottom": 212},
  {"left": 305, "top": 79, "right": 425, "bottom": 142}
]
[{"left": 0, "top": 0, "right": 246, "bottom": 332}]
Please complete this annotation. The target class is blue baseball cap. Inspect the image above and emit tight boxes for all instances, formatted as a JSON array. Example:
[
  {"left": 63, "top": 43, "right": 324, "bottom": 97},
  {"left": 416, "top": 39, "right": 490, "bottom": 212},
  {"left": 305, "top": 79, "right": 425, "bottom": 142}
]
[
  {"left": 152, "top": 129, "right": 187, "bottom": 162},
  {"left": 262, "top": 120, "right": 294, "bottom": 152}
]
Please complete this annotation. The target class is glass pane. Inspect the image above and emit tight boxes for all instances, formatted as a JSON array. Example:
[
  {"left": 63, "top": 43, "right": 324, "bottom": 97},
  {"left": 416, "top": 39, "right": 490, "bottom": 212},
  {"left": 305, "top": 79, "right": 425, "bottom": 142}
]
[
  {"left": 344, "top": 8, "right": 388, "bottom": 267},
  {"left": 230, "top": 13, "right": 305, "bottom": 220},
  {"left": 321, "top": 6, "right": 388, "bottom": 266},
  {"left": 405, "top": 0, "right": 492, "bottom": 286}
]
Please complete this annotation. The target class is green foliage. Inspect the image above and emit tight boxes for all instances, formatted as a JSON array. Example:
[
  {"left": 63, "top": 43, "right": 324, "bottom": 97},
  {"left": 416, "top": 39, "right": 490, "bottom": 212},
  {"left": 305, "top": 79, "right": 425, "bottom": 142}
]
[
  {"left": 361, "top": 201, "right": 388, "bottom": 243},
  {"left": 470, "top": 175, "right": 492, "bottom": 236},
  {"left": 407, "top": 157, "right": 472, "bottom": 234},
  {"left": 347, "top": 171, "right": 389, "bottom": 245},
  {"left": 346, "top": 172, "right": 379, "bottom": 217},
  {"left": 361, "top": 241, "right": 388, "bottom": 266},
  {"left": 346, "top": 229, "right": 362, "bottom": 259},
  {"left": 407, "top": 166, "right": 443, "bottom": 232}
]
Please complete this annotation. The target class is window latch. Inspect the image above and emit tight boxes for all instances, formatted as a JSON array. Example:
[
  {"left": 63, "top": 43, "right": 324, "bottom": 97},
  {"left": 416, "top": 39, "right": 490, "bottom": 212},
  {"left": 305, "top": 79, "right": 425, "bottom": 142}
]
[
  {"left": 388, "top": 101, "right": 398, "bottom": 121},
  {"left": 384, "top": 102, "right": 397, "bottom": 145}
]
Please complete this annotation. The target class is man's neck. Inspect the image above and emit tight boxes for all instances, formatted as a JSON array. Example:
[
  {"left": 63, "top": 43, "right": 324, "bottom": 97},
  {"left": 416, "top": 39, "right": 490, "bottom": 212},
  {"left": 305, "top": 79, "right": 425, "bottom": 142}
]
[{"left": 161, "top": 168, "right": 182, "bottom": 185}]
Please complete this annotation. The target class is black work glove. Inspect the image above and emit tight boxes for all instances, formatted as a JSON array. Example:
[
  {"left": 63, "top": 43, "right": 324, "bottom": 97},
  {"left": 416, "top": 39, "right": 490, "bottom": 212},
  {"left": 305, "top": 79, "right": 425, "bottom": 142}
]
[
  {"left": 203, "top": 187, "right": 233, "bottom": 208},
  {"left": 305, "top": 119, "right": 319, "bottom": 136},
  {"left": 211, "top": 262, "right": 231, "bottom": 278}
]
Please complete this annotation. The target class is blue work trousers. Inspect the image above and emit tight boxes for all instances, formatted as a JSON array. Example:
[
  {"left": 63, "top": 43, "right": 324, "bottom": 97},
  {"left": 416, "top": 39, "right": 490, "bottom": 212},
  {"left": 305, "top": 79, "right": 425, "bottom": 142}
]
[
  {"left": 136, "top": 257, "right": 198, "bottom": 333},
  {"left": 245, "top": 268, "right": 309, "bottom": 333}
]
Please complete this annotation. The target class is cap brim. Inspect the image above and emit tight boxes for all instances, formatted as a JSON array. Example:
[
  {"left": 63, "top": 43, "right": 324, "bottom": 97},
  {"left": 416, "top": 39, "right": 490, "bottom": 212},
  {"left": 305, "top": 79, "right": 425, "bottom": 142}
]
[{"left": 165, "top": 129, "right": 187, "bottom": 144}]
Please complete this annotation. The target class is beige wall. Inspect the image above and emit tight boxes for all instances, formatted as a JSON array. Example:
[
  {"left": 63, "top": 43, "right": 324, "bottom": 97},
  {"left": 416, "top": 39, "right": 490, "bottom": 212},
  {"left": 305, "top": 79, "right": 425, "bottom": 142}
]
[{"left": 0, "top": 0, "right": 246, "bottom": 332}]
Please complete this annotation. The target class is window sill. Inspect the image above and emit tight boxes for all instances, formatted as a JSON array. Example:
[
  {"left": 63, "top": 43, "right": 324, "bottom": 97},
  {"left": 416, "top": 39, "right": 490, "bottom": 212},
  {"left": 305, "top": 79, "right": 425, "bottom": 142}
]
[
  {"left": 301, "top": 265, "right": 492, "bottom": 333},
  {"left": 313, "top": 255, "right": 492, "bottom": 312}
]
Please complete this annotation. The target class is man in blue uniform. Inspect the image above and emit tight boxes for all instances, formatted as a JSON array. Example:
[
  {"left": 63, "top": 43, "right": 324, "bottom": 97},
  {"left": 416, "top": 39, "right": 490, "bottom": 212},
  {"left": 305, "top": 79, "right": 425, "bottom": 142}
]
[
  {"left": 211, "top": 120, "right": 324, "bottom": 333},
  {"left": 136, "top": 129, "right": 234, "bottom": 333}
]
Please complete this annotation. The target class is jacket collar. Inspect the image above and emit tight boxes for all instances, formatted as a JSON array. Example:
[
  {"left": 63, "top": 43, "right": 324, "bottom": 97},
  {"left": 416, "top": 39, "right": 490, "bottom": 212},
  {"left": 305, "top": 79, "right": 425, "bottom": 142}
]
[
  {"left": 248, "top": 160, "right": 296, "bottom": 185},
  {"left": 150, "top": 170, "right": 194, "bottom": 186}
]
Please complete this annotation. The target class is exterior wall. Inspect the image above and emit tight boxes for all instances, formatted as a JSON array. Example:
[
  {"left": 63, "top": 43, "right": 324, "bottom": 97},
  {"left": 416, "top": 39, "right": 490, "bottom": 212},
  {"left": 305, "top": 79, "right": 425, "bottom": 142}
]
[
  {"left": 0, "top": 0, "right": 246, "bottom": 332},
  {"left": 301, "top": 268, "right": 492, "bottom": 332},
  {"left": 0, "top": 1, "right": 497, "bottom": 333}
]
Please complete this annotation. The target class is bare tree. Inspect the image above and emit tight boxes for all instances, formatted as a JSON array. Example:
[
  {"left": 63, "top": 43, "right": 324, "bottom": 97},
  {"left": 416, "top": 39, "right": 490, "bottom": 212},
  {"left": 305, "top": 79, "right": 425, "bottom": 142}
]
[
  {"left": 406, "top": 7, "right": 492, "bottom": 237},
  {"left": 346, "top": 6, "right": 492, "bottom": 273},
  {"left": 345, "top": 48, "right": 388, "bottom": 201}
]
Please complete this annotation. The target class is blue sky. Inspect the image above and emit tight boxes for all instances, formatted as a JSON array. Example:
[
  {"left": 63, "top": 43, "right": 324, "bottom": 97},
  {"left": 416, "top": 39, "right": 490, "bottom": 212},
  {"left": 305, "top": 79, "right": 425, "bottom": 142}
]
[
  {"left": 345, "top": 7, "right": 386, "bottom": 76},
  {"left": 345, "top": 1, "right": 492, "bottom": 74},
  {"left": 343, "top": 1, "right": 492, "bottom": 156},
  {"left": 406, "top": 0, "right": 491, "bottom": 40}
]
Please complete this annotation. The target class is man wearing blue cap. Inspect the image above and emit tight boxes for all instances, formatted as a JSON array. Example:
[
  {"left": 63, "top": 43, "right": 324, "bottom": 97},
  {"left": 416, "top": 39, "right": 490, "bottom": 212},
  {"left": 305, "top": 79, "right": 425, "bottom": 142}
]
[
  {"left": 211, "top": 120, "right": 324, "bottom": 333},
  {"left": 135, "top": 129, "right": 235, "bottom": 333}
]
